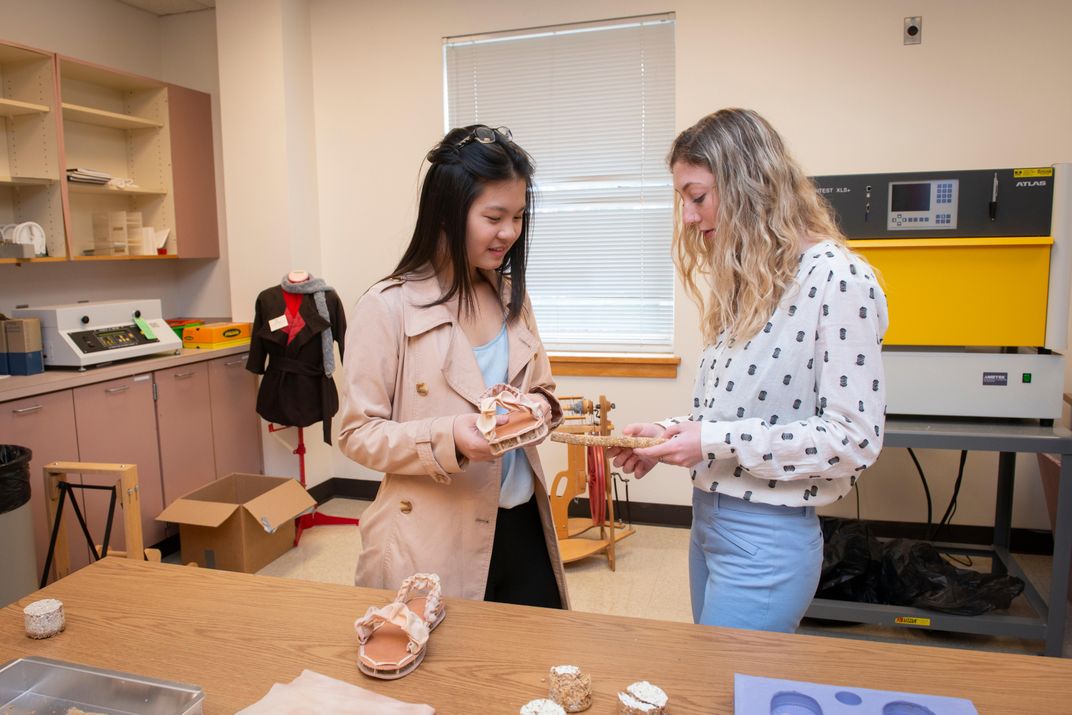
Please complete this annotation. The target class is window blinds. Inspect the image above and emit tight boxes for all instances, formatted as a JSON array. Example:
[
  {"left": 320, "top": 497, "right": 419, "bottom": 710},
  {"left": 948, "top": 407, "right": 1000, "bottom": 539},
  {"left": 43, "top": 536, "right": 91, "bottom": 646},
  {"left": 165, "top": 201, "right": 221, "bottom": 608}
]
[{"left": 445, "top": 15, "right": 676, "bottom": 351}]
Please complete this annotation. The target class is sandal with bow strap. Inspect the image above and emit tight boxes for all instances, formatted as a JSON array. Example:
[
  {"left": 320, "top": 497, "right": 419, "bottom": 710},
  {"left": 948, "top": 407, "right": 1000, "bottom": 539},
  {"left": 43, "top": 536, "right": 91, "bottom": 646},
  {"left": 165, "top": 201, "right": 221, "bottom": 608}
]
[
  {"left": 476, "top": 383, "right": 549, "bottom": 456},
  {"left": 355, "top": 600, "right": 430, "bottom": 680}
]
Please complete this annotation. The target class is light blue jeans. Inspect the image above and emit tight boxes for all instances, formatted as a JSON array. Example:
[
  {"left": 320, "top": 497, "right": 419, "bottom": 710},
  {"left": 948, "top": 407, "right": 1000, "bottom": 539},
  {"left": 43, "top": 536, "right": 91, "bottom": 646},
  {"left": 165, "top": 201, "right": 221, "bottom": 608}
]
[{"left": 690, "top": 489, "right": 822, "bottom": 633}]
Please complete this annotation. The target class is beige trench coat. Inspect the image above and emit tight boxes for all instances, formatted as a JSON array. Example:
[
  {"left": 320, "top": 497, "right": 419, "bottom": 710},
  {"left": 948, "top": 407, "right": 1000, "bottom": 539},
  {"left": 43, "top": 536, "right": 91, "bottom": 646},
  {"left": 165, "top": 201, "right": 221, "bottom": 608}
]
[{"left": 337, "top": 270, "right": 569, "bottom": 606}]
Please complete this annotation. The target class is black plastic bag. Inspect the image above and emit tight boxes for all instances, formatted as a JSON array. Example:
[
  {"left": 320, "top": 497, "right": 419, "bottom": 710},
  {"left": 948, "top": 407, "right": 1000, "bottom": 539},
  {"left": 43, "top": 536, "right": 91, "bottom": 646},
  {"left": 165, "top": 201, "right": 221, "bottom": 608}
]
[
  {"left": 816, "top": 517, "right": 884, "bottom": 603},
  {"left": 879, "top": 538, "right": 1024, "bottom": 616},
  {"left": 0, "top": 444, "right": 32, "bottom": 515}
]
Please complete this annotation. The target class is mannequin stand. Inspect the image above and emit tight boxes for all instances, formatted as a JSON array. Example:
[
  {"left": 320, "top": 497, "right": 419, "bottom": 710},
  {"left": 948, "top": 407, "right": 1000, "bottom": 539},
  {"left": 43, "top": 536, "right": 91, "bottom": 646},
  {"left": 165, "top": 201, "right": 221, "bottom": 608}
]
[{"left": 267, "top": 423, "right": 359, "bottom": 545}]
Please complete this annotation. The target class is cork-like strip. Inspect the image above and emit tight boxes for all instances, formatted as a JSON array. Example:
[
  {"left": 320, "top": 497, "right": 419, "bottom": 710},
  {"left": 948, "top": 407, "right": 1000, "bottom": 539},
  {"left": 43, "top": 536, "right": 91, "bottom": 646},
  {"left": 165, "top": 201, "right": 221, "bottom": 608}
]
[{"left": 550, "top": 432, "right": 667, "bottom": 449}]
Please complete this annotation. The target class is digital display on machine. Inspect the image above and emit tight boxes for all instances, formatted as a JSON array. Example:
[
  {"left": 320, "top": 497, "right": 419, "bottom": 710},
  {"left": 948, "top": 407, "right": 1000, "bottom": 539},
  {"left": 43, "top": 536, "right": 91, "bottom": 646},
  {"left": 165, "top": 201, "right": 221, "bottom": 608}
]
[
  {"left": 887, "top": 178, "right": 958, "bottom": 231},
  {"left": 96, "top": 328, "right": 138, "bottom": 348},
  {"left": 891, "top": 183, "right": 931, "bottom": 212},
  {"left": 70, "top": 323, "right": 156, "bottom": 355}
]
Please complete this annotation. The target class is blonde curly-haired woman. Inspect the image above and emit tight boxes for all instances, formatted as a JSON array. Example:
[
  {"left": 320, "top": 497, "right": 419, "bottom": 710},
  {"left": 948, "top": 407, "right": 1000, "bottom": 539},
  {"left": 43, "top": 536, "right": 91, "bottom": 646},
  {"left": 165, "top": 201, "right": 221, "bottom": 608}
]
[{"left": 608, "top": 108, "right": 889, "bottom": 632}]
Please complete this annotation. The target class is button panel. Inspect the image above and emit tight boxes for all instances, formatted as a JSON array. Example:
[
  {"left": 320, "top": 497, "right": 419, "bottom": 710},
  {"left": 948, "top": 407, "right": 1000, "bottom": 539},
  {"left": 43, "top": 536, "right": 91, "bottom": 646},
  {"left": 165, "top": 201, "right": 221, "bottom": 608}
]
[{"left": 887, "top": 179, "right": 959, "bottom": 231}]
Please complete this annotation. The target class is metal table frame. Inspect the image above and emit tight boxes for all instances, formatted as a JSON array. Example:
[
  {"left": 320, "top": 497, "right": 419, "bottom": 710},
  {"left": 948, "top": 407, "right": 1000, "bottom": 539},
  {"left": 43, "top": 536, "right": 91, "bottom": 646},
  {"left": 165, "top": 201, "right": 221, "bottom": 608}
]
[{"left": 806, "top": 417, "right": 1072, "bottom": 656}]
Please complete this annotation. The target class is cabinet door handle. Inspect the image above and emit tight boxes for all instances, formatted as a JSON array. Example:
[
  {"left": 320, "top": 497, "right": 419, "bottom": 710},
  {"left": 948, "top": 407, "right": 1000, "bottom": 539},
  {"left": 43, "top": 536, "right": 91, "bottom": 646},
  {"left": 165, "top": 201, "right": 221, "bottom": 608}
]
[
  {"left": 12, "top": 404, "right": 43, "bottom": 415},
  {"left": 105, "top": 385, "right": 129, "bottom": 394},
  {"left": 174, "top": 371, "right": 195, "bottom": 379},
  {"left": 223, "top": 358, "right": 245, "bottom": 367}
]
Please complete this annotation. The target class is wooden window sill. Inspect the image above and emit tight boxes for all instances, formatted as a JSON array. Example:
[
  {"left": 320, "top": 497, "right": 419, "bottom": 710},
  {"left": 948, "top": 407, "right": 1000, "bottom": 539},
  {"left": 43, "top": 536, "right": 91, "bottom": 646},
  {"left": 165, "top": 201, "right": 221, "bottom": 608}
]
[{"left": 548, "top": 352, "right": 681, "bottom": 378}]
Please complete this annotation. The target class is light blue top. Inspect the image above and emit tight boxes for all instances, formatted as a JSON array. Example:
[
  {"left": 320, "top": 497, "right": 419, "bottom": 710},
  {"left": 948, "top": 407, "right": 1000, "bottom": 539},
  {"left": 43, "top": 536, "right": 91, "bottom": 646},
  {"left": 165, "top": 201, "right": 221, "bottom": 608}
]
[{"left": 472, "top": 322, "right": 534, "bottom": 509}]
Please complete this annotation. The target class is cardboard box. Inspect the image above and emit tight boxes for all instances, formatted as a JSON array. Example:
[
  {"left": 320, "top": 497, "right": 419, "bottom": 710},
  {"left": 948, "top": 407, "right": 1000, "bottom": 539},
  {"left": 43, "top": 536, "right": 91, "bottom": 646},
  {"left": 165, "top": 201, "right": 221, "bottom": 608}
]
[
  {"left": 6, "top": 351, "right": 44, "bottom": 375},
  {"left": 182, "top": 322, "right": 251, "bottom": 347},
  {"left": 166, "top": 318, "right": 204, "bottom": 340},
  {"left": 3, "top": 318, "right": 42, "bottom": 352},
  {"left": 2, "top": 318, "right": 43, "bottom": 375},
  {"left": 156, "top": 473, "right": 316, "bottom": 573}
]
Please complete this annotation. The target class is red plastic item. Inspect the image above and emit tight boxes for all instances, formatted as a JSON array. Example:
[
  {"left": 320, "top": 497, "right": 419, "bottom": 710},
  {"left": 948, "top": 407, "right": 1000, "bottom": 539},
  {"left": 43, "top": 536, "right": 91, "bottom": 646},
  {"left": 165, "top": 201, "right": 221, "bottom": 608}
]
[
  {"left": 268, "top": 423, "right": 359, "bottom": 545},
  {"left": 587, "top": 444, "right": 607, "bottom": 525}
]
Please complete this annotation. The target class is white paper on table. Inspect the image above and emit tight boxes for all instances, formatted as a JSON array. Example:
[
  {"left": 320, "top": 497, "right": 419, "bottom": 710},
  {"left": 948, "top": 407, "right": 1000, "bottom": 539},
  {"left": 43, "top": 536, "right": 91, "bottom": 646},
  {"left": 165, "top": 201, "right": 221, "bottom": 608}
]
[{"left": 235, "top": 670, "right": 435, "bottom": 715}]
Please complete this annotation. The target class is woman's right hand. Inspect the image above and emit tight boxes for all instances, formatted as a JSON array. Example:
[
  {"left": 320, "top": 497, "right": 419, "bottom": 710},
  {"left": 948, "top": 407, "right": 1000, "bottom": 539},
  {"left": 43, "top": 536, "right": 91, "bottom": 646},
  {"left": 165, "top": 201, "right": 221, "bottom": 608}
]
[
  {"left": 452, "top": 412, "right": 507, "bottom": 463},
  {"left": 607, "top": 423, "right": 665, "bottom": 479}
]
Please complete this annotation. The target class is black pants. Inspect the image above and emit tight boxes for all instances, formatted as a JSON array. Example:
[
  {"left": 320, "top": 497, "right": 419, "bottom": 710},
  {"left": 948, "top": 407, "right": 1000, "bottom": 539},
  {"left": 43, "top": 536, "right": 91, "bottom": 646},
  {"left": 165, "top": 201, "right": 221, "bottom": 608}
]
[{"left": 483, "top": 495, "right": 563, "bottom": 609}]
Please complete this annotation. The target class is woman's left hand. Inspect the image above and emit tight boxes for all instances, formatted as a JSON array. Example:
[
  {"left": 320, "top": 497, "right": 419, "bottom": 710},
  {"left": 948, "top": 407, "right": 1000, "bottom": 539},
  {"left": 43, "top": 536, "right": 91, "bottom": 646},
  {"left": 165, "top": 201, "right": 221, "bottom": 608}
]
[{"left": 634, "top": 421, "right": 704, "bottom": 467}]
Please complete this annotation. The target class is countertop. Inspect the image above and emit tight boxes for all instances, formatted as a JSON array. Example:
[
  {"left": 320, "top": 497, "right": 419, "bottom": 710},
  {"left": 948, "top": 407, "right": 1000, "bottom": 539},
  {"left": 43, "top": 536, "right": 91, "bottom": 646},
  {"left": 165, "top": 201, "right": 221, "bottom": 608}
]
[{"left": 0, "top": 344, "right": 251, "bottom": 403}]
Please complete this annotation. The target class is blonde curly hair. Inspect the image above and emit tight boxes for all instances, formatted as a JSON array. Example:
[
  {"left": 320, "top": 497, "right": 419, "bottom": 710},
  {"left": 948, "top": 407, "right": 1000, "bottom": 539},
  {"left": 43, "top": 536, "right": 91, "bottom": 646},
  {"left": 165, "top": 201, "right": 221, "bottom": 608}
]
[{"left": 669, "top": 108, "right": 851, "bottom": 343}]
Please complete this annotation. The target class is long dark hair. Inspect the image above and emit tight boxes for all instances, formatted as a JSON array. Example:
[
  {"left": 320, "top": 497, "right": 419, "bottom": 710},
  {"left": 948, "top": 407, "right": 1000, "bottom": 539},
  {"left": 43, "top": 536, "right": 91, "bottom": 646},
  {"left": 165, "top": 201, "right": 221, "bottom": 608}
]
[{"left": 391, "top": 125, "right": 536, "bottom": 322}]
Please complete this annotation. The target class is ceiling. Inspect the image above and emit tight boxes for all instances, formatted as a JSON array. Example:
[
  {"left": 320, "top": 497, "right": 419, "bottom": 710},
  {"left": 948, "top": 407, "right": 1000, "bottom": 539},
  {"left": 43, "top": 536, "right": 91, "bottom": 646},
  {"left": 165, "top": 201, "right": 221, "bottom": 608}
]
[{"left": 114, "top": 0, "right": 215, "bottom": 16}]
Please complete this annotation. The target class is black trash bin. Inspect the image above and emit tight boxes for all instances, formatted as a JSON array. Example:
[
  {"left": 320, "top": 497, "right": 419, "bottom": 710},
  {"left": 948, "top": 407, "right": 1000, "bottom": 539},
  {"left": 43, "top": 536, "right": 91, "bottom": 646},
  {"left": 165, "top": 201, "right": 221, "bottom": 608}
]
[{"left": 0, "top": 445, "right": 37, "bottom": 607}]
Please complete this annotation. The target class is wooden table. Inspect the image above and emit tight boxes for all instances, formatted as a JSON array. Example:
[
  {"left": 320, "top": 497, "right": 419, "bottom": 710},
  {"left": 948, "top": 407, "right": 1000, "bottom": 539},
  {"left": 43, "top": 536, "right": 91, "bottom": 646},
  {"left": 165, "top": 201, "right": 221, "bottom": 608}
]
[{"left": 3, "top": 559, "right": 1072, "bottom": 714}]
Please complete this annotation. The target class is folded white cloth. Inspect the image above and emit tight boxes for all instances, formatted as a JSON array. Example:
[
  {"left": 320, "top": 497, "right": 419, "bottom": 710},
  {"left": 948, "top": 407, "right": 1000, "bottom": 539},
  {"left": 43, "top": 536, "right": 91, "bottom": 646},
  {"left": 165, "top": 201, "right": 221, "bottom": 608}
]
[{"left": 236, "top": 670, "right": 435, "bottom": 715}]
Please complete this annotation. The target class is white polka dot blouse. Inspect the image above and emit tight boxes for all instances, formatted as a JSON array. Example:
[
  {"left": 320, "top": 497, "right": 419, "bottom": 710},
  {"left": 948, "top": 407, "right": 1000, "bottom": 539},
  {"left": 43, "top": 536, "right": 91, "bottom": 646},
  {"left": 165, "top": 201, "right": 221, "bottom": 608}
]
[{"left": 675, "top": 240, "right": 890, "bottom": 507}]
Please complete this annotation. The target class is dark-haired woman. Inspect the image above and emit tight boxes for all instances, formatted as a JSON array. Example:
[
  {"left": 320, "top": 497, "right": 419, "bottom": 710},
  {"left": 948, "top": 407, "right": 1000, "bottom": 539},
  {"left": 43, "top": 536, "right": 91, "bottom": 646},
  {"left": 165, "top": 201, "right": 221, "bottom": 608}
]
[{"left": 338, "top": 126, "right": 567, "bottom": 608}]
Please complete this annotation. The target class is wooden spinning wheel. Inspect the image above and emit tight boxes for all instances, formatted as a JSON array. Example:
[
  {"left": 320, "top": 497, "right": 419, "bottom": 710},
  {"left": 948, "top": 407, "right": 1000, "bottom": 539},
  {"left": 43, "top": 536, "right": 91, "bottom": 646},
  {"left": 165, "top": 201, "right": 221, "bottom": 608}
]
[{"left": 549, "top": 394, "right": 635, "bottom": 570}]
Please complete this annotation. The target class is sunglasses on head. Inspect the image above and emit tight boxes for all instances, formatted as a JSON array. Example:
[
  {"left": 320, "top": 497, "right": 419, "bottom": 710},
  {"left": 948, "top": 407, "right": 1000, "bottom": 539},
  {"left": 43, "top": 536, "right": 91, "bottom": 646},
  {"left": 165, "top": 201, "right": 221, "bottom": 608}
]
[{"left": 456, "top": 125, "right": 512, "bottom": 148}]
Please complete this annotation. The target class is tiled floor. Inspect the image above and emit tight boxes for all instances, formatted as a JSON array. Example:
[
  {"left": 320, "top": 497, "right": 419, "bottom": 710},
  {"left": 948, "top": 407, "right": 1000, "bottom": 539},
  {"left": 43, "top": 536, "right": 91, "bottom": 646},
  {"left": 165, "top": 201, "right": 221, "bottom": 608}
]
[{"left": 256, "top": 498, "right": 1072, "bottom": 657}]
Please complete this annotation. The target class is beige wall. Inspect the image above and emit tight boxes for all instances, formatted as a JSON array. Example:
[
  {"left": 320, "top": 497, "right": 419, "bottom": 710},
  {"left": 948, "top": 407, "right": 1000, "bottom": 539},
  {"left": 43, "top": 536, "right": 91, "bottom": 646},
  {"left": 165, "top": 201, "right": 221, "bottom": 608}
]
[
  {"left": 5, "top": 0, "right": 1069, "bottom": 529},
  {"left": 0, "top": 0, "right": 231, "bottom": 320},
  {"left": 228, "top": 0, "right": 1071, "bottom": 527},
  {"left": 10, "top": 0, "right": 1047, "bottom": 529}
]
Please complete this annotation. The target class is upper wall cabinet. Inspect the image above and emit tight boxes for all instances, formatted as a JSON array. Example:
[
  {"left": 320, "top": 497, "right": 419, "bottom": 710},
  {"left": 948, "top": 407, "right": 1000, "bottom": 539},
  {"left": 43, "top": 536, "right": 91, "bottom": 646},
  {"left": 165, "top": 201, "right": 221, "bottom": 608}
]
[
  {"left": 59, "top": 57, "right": 175, "bottom": 260},
  {"left": 0, "top": 39, "right": 219, "bottom": 265},
  {"left": 0, "top": 42, "right": 66, "bottom": 261}
]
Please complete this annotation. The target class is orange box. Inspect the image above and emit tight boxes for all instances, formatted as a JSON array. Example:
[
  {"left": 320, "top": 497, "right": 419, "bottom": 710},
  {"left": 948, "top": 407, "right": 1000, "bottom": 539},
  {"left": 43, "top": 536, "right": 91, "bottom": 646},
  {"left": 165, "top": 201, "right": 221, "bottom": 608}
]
[{"left": 182, "top": 321, "right": 251, "bottom": 347}]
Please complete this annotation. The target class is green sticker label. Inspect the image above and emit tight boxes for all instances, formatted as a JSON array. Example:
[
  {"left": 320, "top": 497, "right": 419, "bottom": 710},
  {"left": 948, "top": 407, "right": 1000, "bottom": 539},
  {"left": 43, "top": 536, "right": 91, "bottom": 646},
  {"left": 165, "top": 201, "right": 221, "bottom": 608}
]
[{"left": 134, "top": 316, "right": 156, "bottom": 341}]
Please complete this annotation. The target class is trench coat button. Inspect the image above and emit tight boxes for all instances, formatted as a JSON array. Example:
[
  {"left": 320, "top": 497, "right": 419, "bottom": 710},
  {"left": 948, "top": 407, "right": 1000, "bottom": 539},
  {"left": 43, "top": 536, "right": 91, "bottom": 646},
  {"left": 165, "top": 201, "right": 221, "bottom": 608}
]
[
  {"left": 416, "top": 382, "right": 429, "bottom": 396},
  {"left": 400, "top": 500, "right": 413, "bottom": 514}
]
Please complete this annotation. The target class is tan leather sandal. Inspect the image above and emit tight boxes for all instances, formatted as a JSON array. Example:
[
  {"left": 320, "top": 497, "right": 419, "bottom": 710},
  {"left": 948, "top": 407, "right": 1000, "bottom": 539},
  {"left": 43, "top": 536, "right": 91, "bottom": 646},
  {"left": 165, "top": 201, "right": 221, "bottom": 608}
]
[
  {"left": 476, "top": 383, "right": 549, "bottom": 456},
  {"left": 354, "top": 601, "right": 430, "bottom": 680}
]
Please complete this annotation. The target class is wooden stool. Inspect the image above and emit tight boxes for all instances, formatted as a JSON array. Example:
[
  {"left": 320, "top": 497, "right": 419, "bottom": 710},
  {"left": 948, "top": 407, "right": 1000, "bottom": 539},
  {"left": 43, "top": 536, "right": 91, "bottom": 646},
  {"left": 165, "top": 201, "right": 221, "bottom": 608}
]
[{"left": 42, "top": 461, "right": 145, "bottom": 583}]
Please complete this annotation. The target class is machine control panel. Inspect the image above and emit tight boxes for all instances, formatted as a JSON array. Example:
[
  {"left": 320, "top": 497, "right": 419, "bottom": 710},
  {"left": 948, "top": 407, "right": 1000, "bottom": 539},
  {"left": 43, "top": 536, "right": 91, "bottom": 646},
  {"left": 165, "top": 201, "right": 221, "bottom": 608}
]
[
  {"left": 69, "top": 324, "right": 158, "bottom": 355},
  {"left": 812, "top": 167, "right": 1054, "bottom": 239},
  {"left": 887, "top": 179, "right": 959, "bottom": 230}
]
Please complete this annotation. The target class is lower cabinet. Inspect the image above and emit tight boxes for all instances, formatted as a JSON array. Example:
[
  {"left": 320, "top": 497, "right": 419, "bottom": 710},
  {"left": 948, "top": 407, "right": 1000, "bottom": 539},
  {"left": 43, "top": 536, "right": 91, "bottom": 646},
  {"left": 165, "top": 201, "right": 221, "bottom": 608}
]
[
  {"left": 155, "top": 362, "right": 217, "bottom": 510},
  {"left": 73, "top": 374, "right": 165, "bottom": 550},
  {"left": 3, "top": 352, "right": 263, "bottom": 578},
  {"left": 0, "top": 390, "right": 87, "bottom": 579},
  {"left": 207, "top": 352, "right": 264, "bottom": 477}
]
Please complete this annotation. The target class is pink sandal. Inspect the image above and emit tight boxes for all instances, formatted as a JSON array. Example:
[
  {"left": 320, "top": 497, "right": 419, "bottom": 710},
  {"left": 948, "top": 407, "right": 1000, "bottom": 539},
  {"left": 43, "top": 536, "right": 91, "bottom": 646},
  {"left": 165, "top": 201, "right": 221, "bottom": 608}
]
[
  {"left": 354, "top": 573, "right": 444, "bottom": 680},
  {"left": 355, "top": 601, "right": 430, "bottom": 680},
  {"left": 477, "top": 384, "right": 549, "bottom": 456}
]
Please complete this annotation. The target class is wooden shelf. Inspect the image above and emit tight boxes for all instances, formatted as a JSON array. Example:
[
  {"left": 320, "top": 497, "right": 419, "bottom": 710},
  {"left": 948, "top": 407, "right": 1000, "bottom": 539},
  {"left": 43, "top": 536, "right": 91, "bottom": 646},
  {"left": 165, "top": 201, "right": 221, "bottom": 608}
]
[
  {"left": 72, "top": 254, "right": 177, "bottom": 261},
  {"left": 67, "top": 182, "right": 167, "bottom": 196},
  {"left": 62, "top": 102, "right": 163, "bottom": 130},
  {"left": 0, "top": 256, "right": 66, "bottom": 265},
  {"left": 0, "top": 48, "right": 218, "bottom": 267},
  {"left": 0, "top": 42, "right": 66, "bottom": 260},
  {"left": 0, "top": 97, "right": 50, "bottom": 117},
  {"left": 0, "top": 175, "right": 54, "bottom": 187}
]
